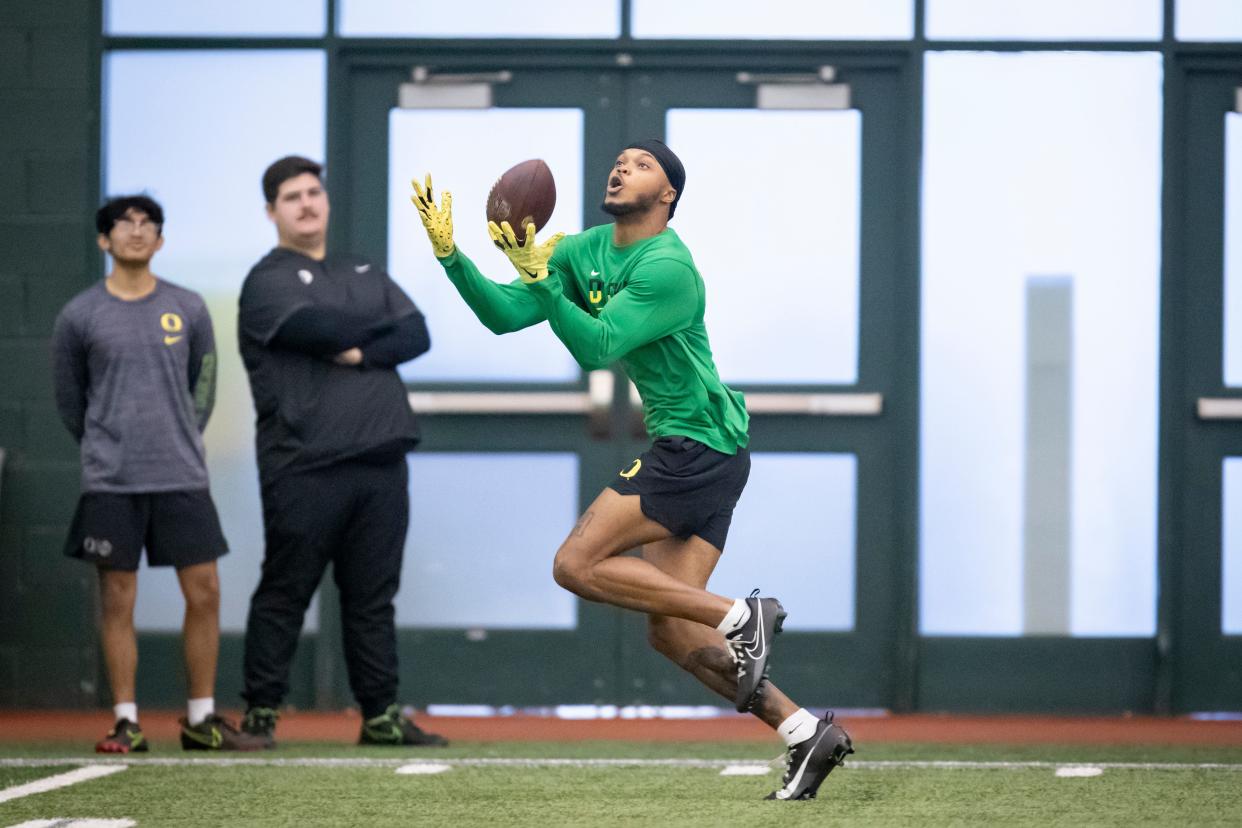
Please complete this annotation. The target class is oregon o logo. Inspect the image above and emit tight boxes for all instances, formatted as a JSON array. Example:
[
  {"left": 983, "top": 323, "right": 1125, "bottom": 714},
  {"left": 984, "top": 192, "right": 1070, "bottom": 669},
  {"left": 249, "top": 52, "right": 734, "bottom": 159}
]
[
  {"left": 160, "top": 313, "right": 183, "bottom": 333},
  {"left": 620, "top": 458, "right": 642, "bottom": 479}
]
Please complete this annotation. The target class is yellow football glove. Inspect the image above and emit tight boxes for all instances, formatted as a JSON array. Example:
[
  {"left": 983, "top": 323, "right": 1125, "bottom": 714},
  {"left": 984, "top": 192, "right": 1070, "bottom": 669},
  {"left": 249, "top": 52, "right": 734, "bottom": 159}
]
[
  {"left": 410, "top": 174, "right": 455, "bottom": 258},
  {"left": 487, "top": 220, "right": 566, "bottom": 284}
]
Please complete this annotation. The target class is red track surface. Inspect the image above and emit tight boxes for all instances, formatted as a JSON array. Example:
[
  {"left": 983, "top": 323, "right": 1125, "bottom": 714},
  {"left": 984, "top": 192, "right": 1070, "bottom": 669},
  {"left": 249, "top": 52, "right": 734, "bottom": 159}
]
[{"left": 2, "top": 711, "right": 1241, "bottom": 746}]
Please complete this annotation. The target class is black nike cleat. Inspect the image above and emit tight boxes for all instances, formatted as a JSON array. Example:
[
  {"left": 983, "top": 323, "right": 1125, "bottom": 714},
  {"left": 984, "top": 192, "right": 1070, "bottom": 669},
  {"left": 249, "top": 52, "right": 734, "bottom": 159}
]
[
  {"left": 766, "top": 712, "right": 854, "bottom": 801},
  {"left": 180, "top": 713, "right": 267, "bottom": 752},
  {"left": 241, "top": 706, "right": 280, "bottom": 749},
  {"left": 725, "top": 589, "right": 786, "bottom": 712},
  {"left": 95, "top": 718, "right": 148, "bottom": 754},
  {"left": 359, "top": 704, "right": 449, "bottom": 747}
]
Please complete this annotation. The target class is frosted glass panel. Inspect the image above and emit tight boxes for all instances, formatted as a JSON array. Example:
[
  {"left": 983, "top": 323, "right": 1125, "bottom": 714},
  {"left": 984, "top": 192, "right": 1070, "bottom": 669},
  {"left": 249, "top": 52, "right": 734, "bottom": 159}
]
[
  {"left": 340, "top": 0, "right": 618, "bottom": 37},
  {"left": 921, "top": 52, "right": 1162, "bottom": 637},
  {"left": 1177, "top": 0, "right": 1242, "bottom": 41},
  {"left": 106, "top": 51, "right": 327, "bottom": 632},
  {"left": 1226, "top": 115, "right": 1242, "bottom": 386},
  {"left": 1224, "top": 460, "right": 1242, "bottom": 634},
  {"left": 388, "top": 109, "right": 583, "bottom": 383},
  {"left": 666, "top": 110, "right": 860, "bottom": 384},
  {"left": 928, "top": 0, "right": 1162, "bottom": 40},
  {"left": 633, "top": 0, "right": 912, "bottom": 39},
  {"left": 710, "top": 454, "right": 856, "bottom": 632},
  {"left": 106, "top": 0, "right": 325, "bottom": 35},
  {"left": 397, "top": 454, "right": 578, "bottom": 629}
]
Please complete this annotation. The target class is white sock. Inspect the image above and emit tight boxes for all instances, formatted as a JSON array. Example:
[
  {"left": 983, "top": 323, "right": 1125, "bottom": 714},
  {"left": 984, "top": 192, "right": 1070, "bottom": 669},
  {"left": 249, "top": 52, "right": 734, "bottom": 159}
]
[
  {"left": 187, "top": 697, "right": 215, "bottom": 726},
  {"left": 113, "top": 702, "right": 138, "bottom": 724},
  {"left": 777, "top": 708, "right": 820, "bottom": 746},
  {"left": 715, "top": 599, "right": 751, "bottom": 634}
]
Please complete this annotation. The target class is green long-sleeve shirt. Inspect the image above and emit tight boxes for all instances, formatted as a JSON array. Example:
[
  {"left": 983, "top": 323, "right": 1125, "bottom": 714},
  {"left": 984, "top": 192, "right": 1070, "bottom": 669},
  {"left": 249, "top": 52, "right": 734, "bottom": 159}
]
[{"left": 439, "top": 224, "right": 749, "bottom": 454}]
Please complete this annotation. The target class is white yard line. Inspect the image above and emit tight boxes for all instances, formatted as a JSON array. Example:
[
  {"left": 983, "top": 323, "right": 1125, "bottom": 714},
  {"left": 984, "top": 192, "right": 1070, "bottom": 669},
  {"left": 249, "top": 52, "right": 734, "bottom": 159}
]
[
  {"left": 8, "top": 820, "right": 136, "bottom": 828},
  {"left": 0, "top": 757, "right": 1239, "bottom": 771},
  {"left": 0, "top": 766, "right": 127, "bottom": 805}
]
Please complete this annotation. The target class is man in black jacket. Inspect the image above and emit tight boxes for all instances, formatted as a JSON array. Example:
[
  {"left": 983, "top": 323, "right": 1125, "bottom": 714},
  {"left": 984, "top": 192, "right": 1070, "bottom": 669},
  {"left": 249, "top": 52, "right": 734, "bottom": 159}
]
[{"left": 237, "top": 155, "right": 443, "bottom": 748}]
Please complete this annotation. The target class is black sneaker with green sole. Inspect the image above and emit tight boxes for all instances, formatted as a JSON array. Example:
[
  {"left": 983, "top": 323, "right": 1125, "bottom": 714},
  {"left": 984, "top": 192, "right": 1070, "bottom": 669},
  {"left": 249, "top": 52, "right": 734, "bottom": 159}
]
[
  {"left": 96, "top": 718, "right": 148, "bottom": 754},
  {"left": 180, "top": 713, "right": 267, "bottom": 752},
  {"left": 241, "top": 706, "right": 280, "bottom": 749},
  {"left": 359, "top": 705, "right": 448, "bottom": 747}
]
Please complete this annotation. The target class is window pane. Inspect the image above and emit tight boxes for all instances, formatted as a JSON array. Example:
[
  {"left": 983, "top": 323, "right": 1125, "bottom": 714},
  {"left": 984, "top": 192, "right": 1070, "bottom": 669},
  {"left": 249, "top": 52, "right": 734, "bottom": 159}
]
[
  {"left": 921, "top": 52, "right": 1162, "bottom": 637},
  {"left": 710, "top": 454, "right": 857, "bottom": 632},
  {"left": 633, "top": 0, "right": 912, "bottom": 39},
  {"left": 340, "top": 0, "right": 619, "bottom": 37},
  {"left": 1224, "top": 459, "right": 1242, "bottom": 634},
  {"left": 1177, "top": 0, "right": 1242, "bottom": 41},
  {"left": 388, "top": 109, "right": 583, "bottom": 383},
  {"left": 928, "top": 0, "right": 1162, "bottom": 40},
  {"left": 666, "top": 110, "right": 860, "bottom": 384},
  {"left": 106, "top": 0, "right": 325, "bottom": 36},
  {"left": 1226, "top": 114, "right": 1242, "bottom": 386},
  {"left": 106, "top": 51, "right": 327, "bottom": 632},
  {"left": 397, "top": 454, "right": 578, "bottom": 629}
]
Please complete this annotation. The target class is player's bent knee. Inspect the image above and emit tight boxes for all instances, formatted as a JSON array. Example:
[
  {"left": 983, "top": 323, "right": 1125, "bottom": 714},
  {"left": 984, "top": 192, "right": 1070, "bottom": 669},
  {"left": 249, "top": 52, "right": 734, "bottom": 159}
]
[
  {"left": 552, "top": 549, "right": 599, "bottom": 598},
  {"left": 552, "top": 554, "right": 583, "bottom": 593}
]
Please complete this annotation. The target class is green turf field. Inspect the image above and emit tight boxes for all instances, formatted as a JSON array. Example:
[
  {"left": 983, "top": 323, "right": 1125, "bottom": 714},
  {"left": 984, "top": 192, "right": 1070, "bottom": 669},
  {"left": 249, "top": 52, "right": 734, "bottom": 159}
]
[{"left": 1, "top": 741, "right": 1240, "bottom": 827}]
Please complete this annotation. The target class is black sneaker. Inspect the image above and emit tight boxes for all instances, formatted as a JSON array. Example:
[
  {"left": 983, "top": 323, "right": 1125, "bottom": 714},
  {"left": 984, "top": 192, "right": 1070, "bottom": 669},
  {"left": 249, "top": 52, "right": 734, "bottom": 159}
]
[
  {"left": 724, "top": 589, "right": 787, "bottom": 712},
  {"left": 180, "top": 713, "right": 267, "bottom": 752},
  {"left": 765, "top": 712, "right": 855, "bottom": 801},
  {"left": 96, "top": 718, "right": 148, "bottom": 754},
  {"left": 359, "top": 704, "right": 448, "bottom": 747},
  {"left": 241, "top": 706, "right": 280, "bottom": 749}
]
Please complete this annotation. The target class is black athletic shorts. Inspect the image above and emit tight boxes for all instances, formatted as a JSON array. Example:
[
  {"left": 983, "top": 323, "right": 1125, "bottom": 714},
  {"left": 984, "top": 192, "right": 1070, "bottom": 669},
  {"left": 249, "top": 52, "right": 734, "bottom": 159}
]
[
  {"left": 63, "top": 490, "right": 228, "bottom": 571},
  {"left": 608, "top": 435, "right": 751, "bottom": 552}
]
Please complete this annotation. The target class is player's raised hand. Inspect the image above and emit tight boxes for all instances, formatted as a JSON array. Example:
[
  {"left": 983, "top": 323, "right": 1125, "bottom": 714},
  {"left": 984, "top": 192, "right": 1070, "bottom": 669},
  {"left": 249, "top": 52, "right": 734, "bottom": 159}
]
[
  {"left": 488, "top": 220, "right": 565, "bottom": 284},
  {"left": 411, "top": 174, "right": 455, "bottom": 258}
]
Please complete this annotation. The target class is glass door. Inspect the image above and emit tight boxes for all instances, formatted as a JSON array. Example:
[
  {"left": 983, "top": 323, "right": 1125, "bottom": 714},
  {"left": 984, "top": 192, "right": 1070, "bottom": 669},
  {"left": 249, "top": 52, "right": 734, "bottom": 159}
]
[
  {"left": 337, "top": 53, "right": 917, "bottom": 711},
  {"left": 1169, "top": 56, "right": 1242, "bottom": 713},
  {"left": 612, "top": 62, "right": 916, "bottom": 712}
]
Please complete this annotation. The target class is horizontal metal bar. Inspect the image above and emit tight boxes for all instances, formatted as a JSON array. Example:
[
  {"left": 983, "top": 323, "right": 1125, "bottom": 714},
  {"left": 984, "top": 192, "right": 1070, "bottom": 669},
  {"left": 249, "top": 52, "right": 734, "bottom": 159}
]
[
  {"left": 745, "top": 392, "right": 883, "bottom": 416},
  {"left": 407, "top": 391, "right": 591, "bottom": 414},
  {"left": 407, "top": 370, "right": 613, "bottom": 415},
  {"left": 1197, "top": 397, "right": 1242, "bottom": 420}
]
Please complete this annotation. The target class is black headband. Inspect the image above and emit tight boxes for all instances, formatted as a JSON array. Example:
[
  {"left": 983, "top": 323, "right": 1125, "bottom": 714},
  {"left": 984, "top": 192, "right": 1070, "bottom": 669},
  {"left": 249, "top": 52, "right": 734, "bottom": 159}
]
[{"left": 624, "top": 139, "right": 686, "bottom": 219}]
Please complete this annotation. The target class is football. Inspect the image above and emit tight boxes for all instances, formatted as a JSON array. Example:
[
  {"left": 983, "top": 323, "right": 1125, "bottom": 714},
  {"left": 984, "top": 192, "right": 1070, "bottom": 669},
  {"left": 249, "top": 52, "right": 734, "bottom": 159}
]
[{"left": 486, "top": 158, "right": 557, "bottom": 245}]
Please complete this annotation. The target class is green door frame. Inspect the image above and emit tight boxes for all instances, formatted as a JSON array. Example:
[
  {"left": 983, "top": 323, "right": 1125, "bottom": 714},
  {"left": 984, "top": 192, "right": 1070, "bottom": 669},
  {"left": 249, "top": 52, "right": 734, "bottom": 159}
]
[
  {"left": 327, "top": 46, "right": 922, "bottom": 710},
  {"left": 1163, "top": 53, "right": 1242, "bottom": 713}
]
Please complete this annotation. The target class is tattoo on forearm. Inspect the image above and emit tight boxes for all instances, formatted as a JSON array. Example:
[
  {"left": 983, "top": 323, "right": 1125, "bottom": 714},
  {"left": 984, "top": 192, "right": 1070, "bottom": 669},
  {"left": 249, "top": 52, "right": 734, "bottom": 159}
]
[{"left": 572, "top": 511, "right": 595, "bottom": 537}]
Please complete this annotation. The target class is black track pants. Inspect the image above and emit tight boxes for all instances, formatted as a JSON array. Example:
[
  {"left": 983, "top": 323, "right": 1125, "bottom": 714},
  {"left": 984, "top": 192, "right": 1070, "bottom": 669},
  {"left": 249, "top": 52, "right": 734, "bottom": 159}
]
[{"left": 242, "top": 458, "right": 408, "bottom": 716}]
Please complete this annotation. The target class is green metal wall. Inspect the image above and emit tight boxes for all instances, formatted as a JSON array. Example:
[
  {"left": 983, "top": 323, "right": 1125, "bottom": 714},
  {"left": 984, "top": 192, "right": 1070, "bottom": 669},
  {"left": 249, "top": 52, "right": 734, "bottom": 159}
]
[{"left": 0, "top": 0, "right": 101, "bottom": 708}]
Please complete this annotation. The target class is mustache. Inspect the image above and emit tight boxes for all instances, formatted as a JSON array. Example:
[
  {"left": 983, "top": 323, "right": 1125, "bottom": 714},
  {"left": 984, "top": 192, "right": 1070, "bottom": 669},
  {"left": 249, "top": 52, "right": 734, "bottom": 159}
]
[{"left": 297, "top": 209, "right": 319, "bottom": 219}]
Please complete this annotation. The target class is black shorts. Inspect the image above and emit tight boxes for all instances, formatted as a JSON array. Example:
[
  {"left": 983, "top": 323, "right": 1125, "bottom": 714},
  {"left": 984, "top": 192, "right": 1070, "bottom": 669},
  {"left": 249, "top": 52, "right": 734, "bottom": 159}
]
[
  {"left": 63, "top": 490, "right": 228, "bottom": 571},
  {"left": 608, "top": 436, "right": 750, "bottom": 552}
]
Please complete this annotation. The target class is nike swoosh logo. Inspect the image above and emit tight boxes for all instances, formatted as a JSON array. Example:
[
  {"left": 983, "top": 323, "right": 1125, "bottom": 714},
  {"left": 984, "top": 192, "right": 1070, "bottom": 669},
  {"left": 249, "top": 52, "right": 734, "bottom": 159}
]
[
  {"left": 777, "top": 727, "right": 830, "bottom": 800},
  {"left": 355, "top": 264, "right": 371, "bottom": 273},
  {"left": 743, "top": 602, "right": 767, "bottom": 661},
  {"left": 590, "top": 269, "right": 600, "bottom": 276},
  {"left": 164, "top": 335, "right": 183, "bottom": 345},
  {"left": 183, "top": 726, "right": 222, "bottom": 748}
]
